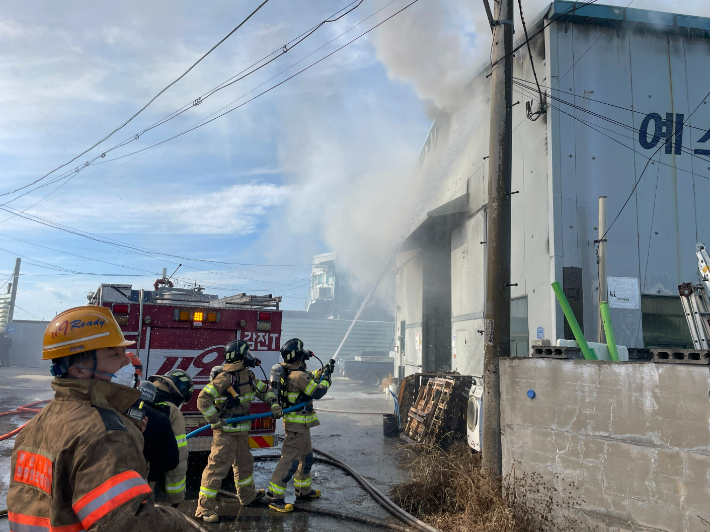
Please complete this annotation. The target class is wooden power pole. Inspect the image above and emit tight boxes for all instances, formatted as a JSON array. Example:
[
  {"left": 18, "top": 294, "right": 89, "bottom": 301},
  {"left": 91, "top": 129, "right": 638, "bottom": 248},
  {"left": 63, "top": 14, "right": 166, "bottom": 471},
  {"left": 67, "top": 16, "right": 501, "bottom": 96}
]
[{"left": 482, "top": 0, "right": 514, "bottom": 475}]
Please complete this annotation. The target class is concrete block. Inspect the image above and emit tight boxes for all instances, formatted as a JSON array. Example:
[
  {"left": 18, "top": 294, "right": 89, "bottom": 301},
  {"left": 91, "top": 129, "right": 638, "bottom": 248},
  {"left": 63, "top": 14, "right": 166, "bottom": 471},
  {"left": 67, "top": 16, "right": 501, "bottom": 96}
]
[
  {"left": 557, "top": 339, "right": 630, "bottom": 361},
  {"left": 532, "top": 338, "right": 551, "bottom": 346}
]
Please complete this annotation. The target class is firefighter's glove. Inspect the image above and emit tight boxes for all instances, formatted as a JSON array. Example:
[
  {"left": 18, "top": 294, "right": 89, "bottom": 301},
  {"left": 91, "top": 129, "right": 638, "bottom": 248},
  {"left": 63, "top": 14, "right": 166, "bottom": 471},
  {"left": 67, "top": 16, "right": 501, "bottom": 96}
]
[
  {"left": 326, "top": 361, "right": 336, "bottom": 376},
  {"left": 211, "top": 420, "right": 225, "bottom": 431},
  {"left": 225, "top": 396, "right": 241, "bottom": 409},
  {"left": 270, "top": 403, "right": 283, "bottom": 419}
]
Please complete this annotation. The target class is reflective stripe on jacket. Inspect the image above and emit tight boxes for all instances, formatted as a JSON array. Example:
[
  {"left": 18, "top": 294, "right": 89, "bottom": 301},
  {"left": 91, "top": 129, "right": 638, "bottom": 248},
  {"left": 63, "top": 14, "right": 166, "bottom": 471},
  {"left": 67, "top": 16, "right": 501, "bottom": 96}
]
[
  {"left": 281, "top": 364, "right": 329, "bottom": 432},
  {"left": 155, "top": 401, "right": 189, "bottom": 505}
]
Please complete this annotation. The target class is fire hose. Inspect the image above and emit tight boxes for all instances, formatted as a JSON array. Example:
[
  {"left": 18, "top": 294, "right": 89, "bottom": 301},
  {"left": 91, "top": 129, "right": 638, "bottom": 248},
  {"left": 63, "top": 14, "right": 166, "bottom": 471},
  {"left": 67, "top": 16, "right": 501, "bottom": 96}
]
[
  {"left": 186, "top": 360, "right": 336, "bottom": 439},
  {"left": 0, "top": 400, "right": 51, "bottom": 441},
  {"left": 218, "top": 450, "right": 440, "bottom": 532}
]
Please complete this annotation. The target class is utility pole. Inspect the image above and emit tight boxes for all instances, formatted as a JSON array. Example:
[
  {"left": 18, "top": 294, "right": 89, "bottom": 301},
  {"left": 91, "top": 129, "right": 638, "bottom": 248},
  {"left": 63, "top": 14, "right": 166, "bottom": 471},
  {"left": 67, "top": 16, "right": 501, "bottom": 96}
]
[
  {"left": 8, "top": 258, "right": 20, "bottom": 324},
  {"left": 482, "top": 0, "right": 514, "bottom": 476},
  {"left": 597, "top": 196, "right": 607, "bottom": 343}
]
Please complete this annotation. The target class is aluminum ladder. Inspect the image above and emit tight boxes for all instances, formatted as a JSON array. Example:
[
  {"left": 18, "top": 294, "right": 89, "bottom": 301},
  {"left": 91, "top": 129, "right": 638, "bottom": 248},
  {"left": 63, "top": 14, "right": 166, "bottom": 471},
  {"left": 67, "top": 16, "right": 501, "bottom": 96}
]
[{"left": 678, "top": 242, "right": 710, "bottom": 349}]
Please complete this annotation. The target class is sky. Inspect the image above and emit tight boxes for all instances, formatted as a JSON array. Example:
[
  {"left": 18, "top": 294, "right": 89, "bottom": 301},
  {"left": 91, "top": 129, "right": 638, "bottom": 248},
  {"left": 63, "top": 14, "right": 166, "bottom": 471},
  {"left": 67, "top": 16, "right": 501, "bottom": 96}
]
[{"left": 0, "top": 0, "right": 706, "bottom": 321}]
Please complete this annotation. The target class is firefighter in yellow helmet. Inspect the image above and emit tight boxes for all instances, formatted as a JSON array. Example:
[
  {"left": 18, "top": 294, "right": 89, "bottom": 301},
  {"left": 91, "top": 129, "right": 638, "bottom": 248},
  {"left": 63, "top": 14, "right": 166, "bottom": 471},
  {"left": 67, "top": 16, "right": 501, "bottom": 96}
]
[
  {"left": 267, "top": 338, "right": 332, "bottom": 512},
  {"left": 7, "top": 306, "right": 191, "bottom": 532},
  {"left": 195, "top": 339, "right": 282, "bottom": 523}
]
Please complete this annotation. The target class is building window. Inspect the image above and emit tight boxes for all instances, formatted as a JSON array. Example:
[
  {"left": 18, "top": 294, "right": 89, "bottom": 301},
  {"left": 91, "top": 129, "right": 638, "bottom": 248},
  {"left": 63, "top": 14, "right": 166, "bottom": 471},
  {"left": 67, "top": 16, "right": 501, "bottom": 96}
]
[
  {"left": 510, "top": 297, "right": 529, "bottom": 357},
  {"left": 641, "top": 296, "right": 693, "bottom": 348}
]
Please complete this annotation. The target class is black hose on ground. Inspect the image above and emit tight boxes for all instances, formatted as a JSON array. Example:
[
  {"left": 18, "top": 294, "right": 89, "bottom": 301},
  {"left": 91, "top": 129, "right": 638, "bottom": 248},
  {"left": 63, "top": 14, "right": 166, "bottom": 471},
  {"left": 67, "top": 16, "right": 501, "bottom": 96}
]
[
  {"left": 249, "top": 451, "right": 441, "bottom": 532},
  {"left": 312, "top": 448, "right": 441, "bottom": 532},
  {"left": 217, "top": 489, "right": 415, "bottom": 532}
]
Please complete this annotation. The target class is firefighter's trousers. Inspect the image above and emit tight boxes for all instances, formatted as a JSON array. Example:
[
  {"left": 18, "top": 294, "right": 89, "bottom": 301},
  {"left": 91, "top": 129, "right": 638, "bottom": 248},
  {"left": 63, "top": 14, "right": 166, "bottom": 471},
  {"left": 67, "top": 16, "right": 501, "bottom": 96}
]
[
  {"left": 197, "top": 431, "right": 256, "bottom": 513},
  {"left": 268, "top": 429, "right": 314, "bottom": 497}
]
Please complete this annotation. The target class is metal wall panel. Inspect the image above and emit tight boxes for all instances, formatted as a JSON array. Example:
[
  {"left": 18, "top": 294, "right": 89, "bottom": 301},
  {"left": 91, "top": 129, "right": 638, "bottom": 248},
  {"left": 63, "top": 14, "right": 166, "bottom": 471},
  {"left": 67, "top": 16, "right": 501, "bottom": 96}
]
[
  {"left": 395, "top": 250, "right": 423, "bottom": 374},
  {"left": 568, "top": 24, "right": 637, "bottom": 341},
  {"left": 451, "top": 210, "right": 486, "bottom": 319},
  {"left": 685, "top": 38, "right": 710, "bottom": 249}
]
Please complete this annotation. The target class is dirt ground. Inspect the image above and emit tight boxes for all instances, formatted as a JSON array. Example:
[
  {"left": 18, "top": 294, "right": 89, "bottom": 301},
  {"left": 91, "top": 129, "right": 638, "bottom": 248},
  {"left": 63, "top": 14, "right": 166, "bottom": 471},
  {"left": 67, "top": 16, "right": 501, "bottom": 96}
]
[{"left": 0, "top": 367, "right": 406, "bottom": 531}]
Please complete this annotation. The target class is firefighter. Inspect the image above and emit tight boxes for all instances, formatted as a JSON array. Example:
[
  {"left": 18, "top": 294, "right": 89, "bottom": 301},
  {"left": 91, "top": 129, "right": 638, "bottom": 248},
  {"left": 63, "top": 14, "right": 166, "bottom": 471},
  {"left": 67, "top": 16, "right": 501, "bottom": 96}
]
[
  {"left": 7, "top": 306, "right": 191, "bottom": 532},
  {"left": 148, "top": 369, "right": 194, "bottom": 507},
  {"left": 127, "top": 350, "right": 143, "bottom": 378},
  {"left": 133, "top": 381, "right": 180, "bottom": 486},
  {"left": 266, "top": 338, "right": 332, "bottom": 513},
  {"left": 195, "top": 339, "right": 282, "bottom": 523}
]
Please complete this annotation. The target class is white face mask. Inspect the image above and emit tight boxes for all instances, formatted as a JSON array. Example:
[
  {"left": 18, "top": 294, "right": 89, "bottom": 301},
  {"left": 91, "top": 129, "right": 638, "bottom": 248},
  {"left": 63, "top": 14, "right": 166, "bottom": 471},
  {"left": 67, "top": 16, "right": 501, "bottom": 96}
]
[
  {"left": 76, "top": 363, "right": 137, "bottom": 388},
  {"left": 110, "top": 363, "right": 138, "bottom": 388}
]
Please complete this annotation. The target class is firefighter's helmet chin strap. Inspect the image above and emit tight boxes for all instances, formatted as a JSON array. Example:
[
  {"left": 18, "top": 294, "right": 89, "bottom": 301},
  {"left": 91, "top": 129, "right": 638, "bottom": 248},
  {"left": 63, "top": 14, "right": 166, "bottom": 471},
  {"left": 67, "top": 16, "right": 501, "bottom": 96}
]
[{"left": 91, "top": 351, "right": 98, "bottom": 380}]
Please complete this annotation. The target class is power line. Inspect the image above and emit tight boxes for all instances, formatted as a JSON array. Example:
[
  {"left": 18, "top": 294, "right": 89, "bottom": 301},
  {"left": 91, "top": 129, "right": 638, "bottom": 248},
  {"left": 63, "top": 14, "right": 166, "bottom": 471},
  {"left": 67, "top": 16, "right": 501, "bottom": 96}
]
[
  {"left": 13, "top": 305, "right": 43, "bottom": 321},
  {"left": 0, "top": 0, "right": 421, "bottom": 280},
  {"left": 71, "top": 0, "right": 367, "bottom": 170},
  {"left": 0, "top": 0, "right": 393, "bottom": 212},
  {"left": 602, "top": 88, "right": 710, "bottom": 239},
  {"left": 513, "top": 82, "right": 710, "bottom": 175},
  {"left": 514, "top": 77, "right": 710, "bottom": 135},
  {"left": 0, "top": 204, "right": 316, "bottom": 267},
  {"left": 51, "top": 0, "right": 419, "bottom": 172},
  {"left": 517, "top": 0, "right": 545, "bottom": 120},
  {"left": 489, "top": 0, "right": 601, "bottom": 73},
  {"left": 0, "top": 0, "right": 419, "bottom": 271},
  {"left": 0, "top": 0, "right": 366, "bottom": 204},
  {"left": 20, "top": 0, "right": 273, "bottom": 197}
]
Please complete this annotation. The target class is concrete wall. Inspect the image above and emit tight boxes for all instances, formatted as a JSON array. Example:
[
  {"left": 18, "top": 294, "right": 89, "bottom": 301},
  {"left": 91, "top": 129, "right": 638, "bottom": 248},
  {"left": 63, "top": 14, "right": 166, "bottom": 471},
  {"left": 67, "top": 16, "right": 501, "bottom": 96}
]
[
  {"left": 8, "top": 320, "right": 50, "bottom": 368},
  {"left": 501, "top": 358, "right": 710, "bottom": 532}
]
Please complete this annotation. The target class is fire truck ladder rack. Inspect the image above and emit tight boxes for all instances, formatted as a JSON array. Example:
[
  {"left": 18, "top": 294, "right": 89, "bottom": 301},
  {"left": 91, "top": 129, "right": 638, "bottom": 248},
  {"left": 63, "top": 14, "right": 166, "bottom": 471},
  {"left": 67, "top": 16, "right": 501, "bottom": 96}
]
[{"left": 215, "top": 293, "right": 281, "bottom": 310}]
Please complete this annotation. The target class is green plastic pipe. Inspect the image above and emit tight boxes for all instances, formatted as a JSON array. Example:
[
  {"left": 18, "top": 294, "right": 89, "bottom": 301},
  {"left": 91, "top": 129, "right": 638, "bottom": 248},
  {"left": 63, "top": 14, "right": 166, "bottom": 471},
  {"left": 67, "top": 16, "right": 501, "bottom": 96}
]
[
  {"left": 551, "top": 281, "right": 597, "bottom": 360},
  {"left": 600, "top": 302, "right": 619, "bottom": 361}
]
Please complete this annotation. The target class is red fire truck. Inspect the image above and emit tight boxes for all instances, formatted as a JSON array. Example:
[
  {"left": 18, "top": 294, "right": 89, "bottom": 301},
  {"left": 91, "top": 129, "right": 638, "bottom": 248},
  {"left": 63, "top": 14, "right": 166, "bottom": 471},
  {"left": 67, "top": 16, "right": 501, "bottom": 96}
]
[{"left": 89, "top": 281, "right": 282, "bottom": 451}]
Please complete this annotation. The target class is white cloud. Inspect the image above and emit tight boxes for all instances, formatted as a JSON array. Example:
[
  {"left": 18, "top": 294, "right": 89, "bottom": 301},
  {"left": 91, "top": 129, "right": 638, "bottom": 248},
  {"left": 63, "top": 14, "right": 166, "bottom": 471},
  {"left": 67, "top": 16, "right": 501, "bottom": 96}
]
[{"left": 23, "top": 182, "right": 289, "bottom": 235}]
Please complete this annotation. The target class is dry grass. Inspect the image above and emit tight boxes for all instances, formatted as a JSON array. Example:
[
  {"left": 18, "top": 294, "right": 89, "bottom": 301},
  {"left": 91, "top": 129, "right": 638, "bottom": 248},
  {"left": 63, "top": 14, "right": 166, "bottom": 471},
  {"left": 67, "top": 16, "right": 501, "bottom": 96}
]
[{"left": 390, "top": 443, "right": 590, "bottom": 532}]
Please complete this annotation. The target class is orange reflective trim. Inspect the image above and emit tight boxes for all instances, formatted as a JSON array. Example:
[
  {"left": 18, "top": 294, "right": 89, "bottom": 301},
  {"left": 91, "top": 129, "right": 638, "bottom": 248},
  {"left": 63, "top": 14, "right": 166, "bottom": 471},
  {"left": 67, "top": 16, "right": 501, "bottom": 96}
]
[
  {"left": 8, "top": 512, "right": 85, "bottom": 532},
  {"left": 72, "top": 471, "right": 151, "bottom": 530}
]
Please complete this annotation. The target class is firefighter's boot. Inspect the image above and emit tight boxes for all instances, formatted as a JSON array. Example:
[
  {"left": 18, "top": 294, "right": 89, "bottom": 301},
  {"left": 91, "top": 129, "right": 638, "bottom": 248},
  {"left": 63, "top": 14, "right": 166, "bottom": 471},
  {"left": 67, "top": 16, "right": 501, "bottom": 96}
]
[
  {"left": 245, "top": 489, "right": 266, "bottom": 506},
  {"left": 196, "top": 510, "right": 219, "bottom": 523},
  {"left": 267, "top": 492, "right": 294, "bottom": 513},
  {"left": 296, "top": 488, "right": 321, "bottom": 501}
]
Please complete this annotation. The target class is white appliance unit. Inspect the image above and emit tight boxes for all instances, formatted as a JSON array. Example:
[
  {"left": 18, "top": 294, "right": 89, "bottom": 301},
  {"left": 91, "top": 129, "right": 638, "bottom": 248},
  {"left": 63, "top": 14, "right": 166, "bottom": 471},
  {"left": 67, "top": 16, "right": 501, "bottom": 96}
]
[{"left": 467, "top": 382, "right": 483, "bottom": 452}]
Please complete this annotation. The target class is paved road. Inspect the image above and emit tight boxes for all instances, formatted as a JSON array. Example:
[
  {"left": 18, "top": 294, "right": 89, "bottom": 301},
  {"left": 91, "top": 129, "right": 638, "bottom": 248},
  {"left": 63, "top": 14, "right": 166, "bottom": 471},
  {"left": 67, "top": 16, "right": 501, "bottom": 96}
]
[{"left": 0, "top": 370, "right": 408, "bottom": 531}]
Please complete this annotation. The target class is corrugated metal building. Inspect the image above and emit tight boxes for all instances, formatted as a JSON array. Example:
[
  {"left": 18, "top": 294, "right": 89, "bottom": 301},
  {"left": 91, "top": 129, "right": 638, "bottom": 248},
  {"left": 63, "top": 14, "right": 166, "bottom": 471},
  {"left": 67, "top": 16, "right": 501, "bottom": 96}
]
[
  {"left": 281, "top": 311, "right": 393, "bottom": 359},
  {"left": 394, "top": 1, "right": 710, "bottom": 378}
]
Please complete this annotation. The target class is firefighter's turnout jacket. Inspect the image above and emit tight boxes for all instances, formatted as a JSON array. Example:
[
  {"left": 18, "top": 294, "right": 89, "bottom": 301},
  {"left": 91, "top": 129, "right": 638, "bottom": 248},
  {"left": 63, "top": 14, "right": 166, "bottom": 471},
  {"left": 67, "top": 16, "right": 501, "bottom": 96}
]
[
  {"left": 152, "top": 383, "right": 189, "bottom": 504},
  {"left": 196, "top": 366, "right": 278, "bottom": 511},
  {"left": 281, "top": 362, "right": 330, "bottom": 432},
  {"left": 268, "top": 361, "right": 330, "bottom": 498},
  {"left": 197, "top": 368, "right": 277, "bottom": 432},
  {"left": 7, "top": 378, "right": 191, "bottom": 532}
]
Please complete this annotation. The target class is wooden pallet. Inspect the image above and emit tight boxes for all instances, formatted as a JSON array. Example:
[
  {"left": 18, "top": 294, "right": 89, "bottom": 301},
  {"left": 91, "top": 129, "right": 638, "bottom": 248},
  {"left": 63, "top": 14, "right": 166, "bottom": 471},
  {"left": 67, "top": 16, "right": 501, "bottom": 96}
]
[
  {"left": 402, "top": 378, "right": 455, "bottom": 444},
  {"left": 399, "top": 373, "right": 473, "bottom": 446}
]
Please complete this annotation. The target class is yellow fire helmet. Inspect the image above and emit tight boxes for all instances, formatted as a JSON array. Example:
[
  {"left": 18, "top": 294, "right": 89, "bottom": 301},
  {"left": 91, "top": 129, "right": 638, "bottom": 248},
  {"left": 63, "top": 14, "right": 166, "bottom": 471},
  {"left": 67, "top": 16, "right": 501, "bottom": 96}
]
[{"left": 43, "top": 306, "right": 135, "bottom": 360}]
